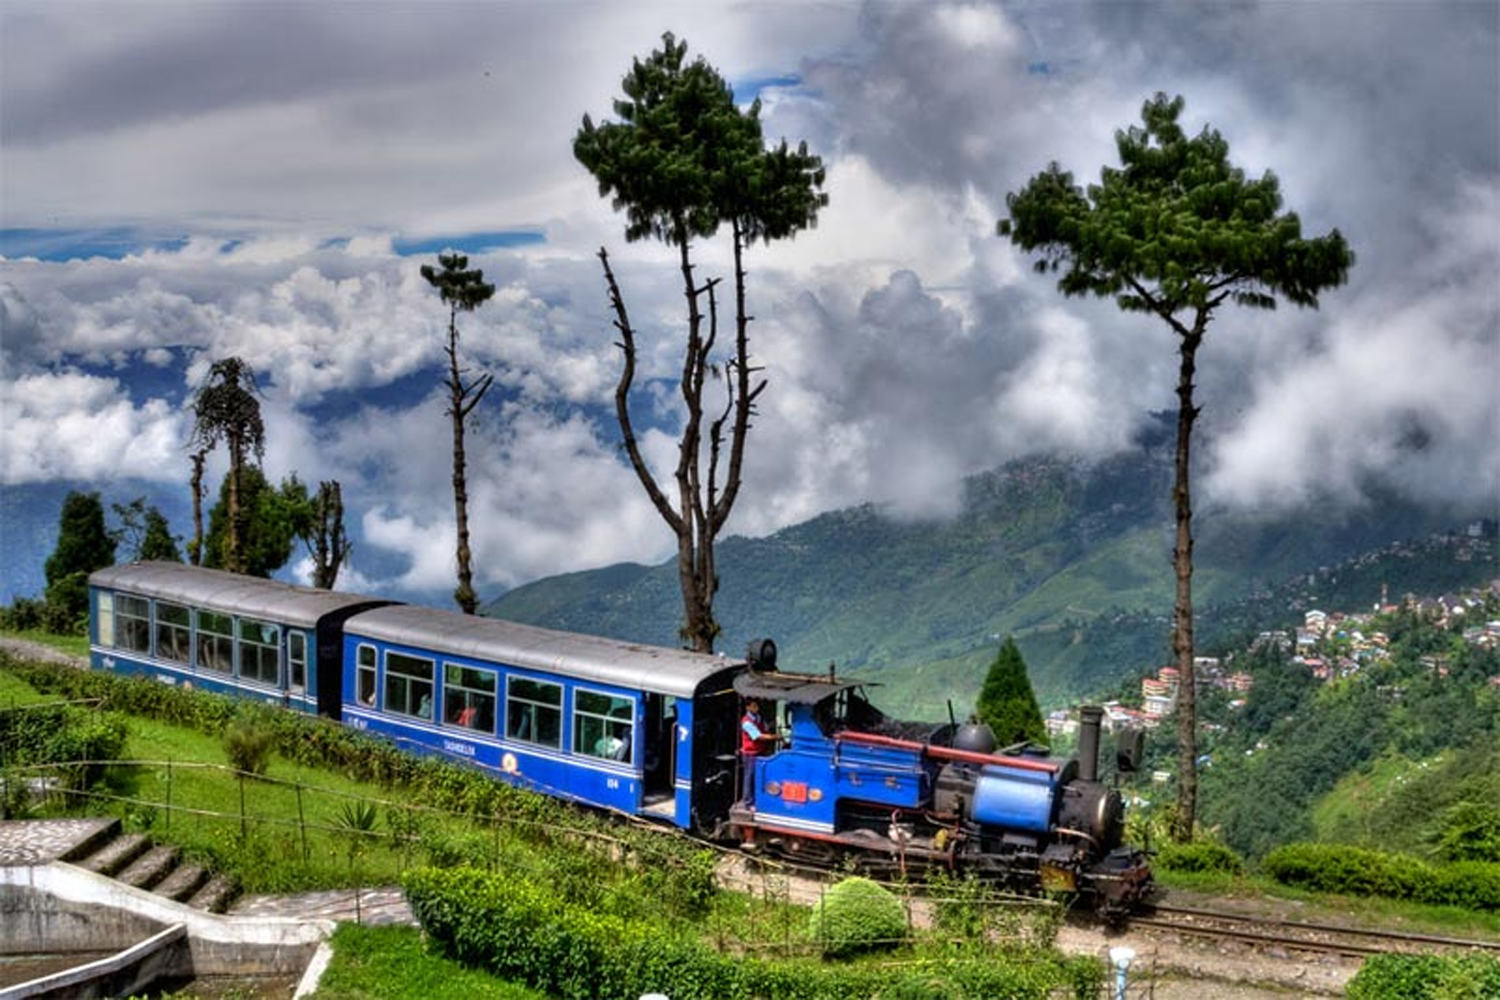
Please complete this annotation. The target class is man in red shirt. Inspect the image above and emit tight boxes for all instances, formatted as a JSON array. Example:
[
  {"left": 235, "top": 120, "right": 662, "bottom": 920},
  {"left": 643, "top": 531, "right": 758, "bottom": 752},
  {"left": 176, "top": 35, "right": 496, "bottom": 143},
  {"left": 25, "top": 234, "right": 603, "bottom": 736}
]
[{"left": 740, "top": 699, "right": 769, "bottom": 808}]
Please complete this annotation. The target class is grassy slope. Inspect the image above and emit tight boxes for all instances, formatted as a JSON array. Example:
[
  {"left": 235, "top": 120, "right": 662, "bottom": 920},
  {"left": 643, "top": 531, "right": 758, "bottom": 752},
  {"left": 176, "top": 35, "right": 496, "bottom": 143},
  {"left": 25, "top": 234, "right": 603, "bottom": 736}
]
[{"left": 312, "top": 924, "right": 549, "bottom": 1000}]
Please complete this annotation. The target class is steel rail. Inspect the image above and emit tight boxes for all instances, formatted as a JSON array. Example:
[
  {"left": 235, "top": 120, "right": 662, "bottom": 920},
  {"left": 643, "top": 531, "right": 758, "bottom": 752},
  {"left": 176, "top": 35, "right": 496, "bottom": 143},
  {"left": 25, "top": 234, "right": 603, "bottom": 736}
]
[{"left": 1136, "top": 901, "right": 1500, "bottom": 958}]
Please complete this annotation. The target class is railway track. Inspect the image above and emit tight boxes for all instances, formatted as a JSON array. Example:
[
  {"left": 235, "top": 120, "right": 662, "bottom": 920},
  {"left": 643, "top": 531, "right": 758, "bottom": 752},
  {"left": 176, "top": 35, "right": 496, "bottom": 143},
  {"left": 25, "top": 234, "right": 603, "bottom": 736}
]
[{"left": 1134, "top": 901, "right": 1500, "bottom": 959}]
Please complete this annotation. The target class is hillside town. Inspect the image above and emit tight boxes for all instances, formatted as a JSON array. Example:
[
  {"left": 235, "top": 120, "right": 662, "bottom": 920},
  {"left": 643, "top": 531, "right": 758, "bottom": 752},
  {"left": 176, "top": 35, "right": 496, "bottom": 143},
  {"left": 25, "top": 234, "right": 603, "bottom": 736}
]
[{"left": 1046, "top": 574, "right": 1500, "bottom": 742}]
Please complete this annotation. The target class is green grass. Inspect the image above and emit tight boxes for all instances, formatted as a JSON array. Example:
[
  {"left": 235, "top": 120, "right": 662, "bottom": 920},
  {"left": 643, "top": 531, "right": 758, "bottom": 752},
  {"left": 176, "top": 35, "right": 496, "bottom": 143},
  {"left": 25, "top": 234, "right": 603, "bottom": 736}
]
[
  {"left": 311, "top": 924, "right": 549, "bottom": 999},
  {"left": 105, "top": 714, "right": 506, "bottom": 891},
  {"left": 0, "top": 628, "right": 89, "bottom": 659},
  {"left": 0, "top": 671, "right": 512, "bottom": 893},
  {"left": 0, "top": 669, "right": 52, "bottom": 707},
  {"left": 1311, "top": 752, "right": 1443, "bottom": 845}
]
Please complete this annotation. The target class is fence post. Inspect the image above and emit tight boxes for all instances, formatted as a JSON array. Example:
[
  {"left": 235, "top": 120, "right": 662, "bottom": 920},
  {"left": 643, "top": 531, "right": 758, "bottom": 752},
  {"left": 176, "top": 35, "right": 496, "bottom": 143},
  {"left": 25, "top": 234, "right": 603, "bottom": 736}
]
[
  {"left": 238, "top": 770, "right": 247, "bottom": 841},
  {"left": 297, "top": 783, "right": 308, "bottom": 862},
  {"left": 165, "top": 760, "right": 172, "bottom": 834}
]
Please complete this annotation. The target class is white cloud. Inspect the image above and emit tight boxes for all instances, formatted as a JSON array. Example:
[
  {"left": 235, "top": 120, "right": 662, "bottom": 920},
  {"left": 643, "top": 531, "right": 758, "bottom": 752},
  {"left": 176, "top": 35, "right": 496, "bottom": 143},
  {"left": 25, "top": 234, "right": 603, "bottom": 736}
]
[
  {"left": 0, "top": 370, "right": 184, "bottom": 482},
  {"left": 1, "top": 1, "right": 1495, "bottom": 603}
]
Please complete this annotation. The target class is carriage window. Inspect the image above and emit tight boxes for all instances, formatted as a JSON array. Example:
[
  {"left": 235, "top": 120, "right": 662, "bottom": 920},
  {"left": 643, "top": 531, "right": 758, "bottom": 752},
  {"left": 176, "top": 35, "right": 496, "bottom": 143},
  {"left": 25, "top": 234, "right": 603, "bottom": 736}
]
[
  {"left": 288, "top": 631, "right": 307, "bottom": 692},
  {"left": 356, "top": 645, "right": 377, "bottom": 707},
  {"left": 197, "top": 610, "right": 234, "bottom": 673},
  {"left": 574, "top": 689, "right": 634, "bottom": 764},
  {"left": 239, "top": 618, "right": 280, "bottom": 686},
  {"left": 97, "top": 592, "right": 115, "bottom": 647},
  {"left": 116, "top": 594, "right": 152, "bottom": 654},
  {"left": 444, "top": 664, "right": 496, "bottom": 733},
  {"left": 506, "top": 677, "right": 561, "bottom": 748},
  {"left": 155, "top": 602, "right": 191, "bottom": 663},
  {"left": 386, "top": 651, "right": 435, "bottom": 720}
]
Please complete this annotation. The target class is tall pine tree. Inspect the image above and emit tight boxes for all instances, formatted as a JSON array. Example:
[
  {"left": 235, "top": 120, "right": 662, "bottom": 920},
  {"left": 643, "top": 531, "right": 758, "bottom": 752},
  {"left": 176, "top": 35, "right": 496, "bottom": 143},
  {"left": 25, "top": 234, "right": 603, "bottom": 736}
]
[{"left": 999, "top": 94, "right": 1352, "bottom": 840}]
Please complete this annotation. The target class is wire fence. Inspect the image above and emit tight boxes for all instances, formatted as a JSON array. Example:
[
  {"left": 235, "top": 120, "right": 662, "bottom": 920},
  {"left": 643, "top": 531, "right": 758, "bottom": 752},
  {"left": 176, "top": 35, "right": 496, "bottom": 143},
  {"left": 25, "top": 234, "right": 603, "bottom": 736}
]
[{"left": 3, "top": 754, "right": 1070, "bottom": 952}]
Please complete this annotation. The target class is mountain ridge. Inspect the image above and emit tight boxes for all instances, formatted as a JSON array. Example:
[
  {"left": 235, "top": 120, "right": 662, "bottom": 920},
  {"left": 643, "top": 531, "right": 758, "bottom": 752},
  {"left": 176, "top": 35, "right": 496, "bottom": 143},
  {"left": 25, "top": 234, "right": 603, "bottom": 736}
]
[{"left": 487, "top": 443, "right": 1495, "bottom": 715}]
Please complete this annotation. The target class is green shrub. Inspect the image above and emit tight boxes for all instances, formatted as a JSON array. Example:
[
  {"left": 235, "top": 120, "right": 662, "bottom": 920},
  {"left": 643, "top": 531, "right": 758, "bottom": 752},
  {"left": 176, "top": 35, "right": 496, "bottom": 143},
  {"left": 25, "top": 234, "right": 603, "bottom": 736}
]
[
  {"left": 1347, "top": 953, "right": 1500, "bottom": 999},
  {"left": 1425, "top": 861, "right": 1500, "bottom": 911},
  {"left": 405, "top": 866, "right": 1098, "bottom": 1000},
  {"left": 808, "top": 876, "right": 908, "bottom": 957},
  {"left": 0, "top": 769, "right": 38, "bottom": 819},
  {"left": 426, "top": 829, "right": 492, "bottom": 870},
  {"left": 1155, "top": 839, "right": 1245, "bottom": 876},
  {"left": 0, "top": 702, "right": 128, "bottom": 792},
  {"left": 877, "top": 972, "right": 962, "bottom": 999},
  {"left": 1264, "top": 842, "right": 1499, "bottom": 911},
  {"left": 223, "top": 718, "right": 276, "bottom": 776},
  {"left": 1435, "top": 801, "right": 1500, "bottom": 863}
]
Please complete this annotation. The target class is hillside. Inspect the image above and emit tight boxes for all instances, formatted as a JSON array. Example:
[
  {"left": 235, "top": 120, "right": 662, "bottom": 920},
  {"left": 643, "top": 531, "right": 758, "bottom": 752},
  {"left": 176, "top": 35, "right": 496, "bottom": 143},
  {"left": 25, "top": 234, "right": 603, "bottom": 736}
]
[{"left": 489, "top": 440, "right": 1497, "bottom": 716}]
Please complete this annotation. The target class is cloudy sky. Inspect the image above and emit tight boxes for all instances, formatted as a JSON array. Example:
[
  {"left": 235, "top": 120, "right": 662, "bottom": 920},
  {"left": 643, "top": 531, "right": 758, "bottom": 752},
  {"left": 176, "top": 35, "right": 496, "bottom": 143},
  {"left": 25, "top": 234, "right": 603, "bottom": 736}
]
[{"left": 2, "top": 1, "right": 1497, "bottom": 603}]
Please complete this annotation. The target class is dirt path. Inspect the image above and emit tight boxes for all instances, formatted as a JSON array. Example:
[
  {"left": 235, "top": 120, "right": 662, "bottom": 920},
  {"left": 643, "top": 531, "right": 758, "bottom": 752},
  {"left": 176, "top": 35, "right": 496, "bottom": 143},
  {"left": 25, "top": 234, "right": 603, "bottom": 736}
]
[{"left": 0, "top": 635, "right": 87, "bottom": 668}]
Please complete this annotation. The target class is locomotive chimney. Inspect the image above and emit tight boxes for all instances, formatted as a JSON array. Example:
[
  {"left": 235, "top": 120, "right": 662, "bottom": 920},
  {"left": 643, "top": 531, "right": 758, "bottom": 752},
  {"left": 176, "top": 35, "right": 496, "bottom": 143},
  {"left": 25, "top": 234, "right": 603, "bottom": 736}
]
[{"left": 1078, "top": 705, "right": 1103, "bottom": 783}]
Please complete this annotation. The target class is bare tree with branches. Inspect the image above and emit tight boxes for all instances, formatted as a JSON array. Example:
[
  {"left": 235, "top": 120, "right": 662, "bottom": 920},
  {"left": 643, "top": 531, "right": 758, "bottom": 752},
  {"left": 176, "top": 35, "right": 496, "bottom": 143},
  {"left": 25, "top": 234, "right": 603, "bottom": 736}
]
[
  {"left": 421, "top": 252, "right": 497, "bottom": 615},
  {"left": 575, "top": 33, "right": 826, "bottom": 651}
]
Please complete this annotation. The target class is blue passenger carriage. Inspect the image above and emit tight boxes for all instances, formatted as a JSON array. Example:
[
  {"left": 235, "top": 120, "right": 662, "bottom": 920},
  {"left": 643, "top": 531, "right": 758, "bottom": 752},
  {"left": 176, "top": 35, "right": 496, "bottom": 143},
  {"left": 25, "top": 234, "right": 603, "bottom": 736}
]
[
  {"left": 88, "top": 562, "right": 391, "bottom": 715},
  {"left": 339, "top": 605, "right": 744, "bottom": 830}
]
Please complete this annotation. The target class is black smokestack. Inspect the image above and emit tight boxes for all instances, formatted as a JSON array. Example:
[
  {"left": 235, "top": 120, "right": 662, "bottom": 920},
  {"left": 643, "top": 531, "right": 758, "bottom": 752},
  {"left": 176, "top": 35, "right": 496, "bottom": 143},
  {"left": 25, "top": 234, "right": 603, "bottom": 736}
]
[{"left": 1078, "top": 705, "right": 1103, "bottom": 783}]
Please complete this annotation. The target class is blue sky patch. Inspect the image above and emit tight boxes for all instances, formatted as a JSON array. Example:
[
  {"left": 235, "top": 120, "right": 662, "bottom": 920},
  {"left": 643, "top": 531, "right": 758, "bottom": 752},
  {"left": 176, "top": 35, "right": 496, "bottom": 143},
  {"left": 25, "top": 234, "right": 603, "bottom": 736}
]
[
  {"left": 394, "top": 231, "right": 546, "bottom": 257},
  {"left": 733, "top": 74, "right": 804, "bottom": 104},
  {"left": 0, "top": 227, "right": 189, "bottom": 262}
]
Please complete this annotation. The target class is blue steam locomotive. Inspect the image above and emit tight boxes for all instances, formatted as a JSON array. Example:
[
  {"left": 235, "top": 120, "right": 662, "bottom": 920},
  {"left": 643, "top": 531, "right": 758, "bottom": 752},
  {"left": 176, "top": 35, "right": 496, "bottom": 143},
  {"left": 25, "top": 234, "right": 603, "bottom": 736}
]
[{"left": 87, "top": 562, "right": 1152, "bottom": 916}]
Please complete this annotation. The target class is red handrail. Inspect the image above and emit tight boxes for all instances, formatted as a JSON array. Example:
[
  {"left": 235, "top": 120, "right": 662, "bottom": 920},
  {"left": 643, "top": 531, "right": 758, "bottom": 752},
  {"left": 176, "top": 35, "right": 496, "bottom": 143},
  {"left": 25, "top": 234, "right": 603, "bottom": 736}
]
[{"left": 835, "top": 730, "right": 1059, "bottom": 773}]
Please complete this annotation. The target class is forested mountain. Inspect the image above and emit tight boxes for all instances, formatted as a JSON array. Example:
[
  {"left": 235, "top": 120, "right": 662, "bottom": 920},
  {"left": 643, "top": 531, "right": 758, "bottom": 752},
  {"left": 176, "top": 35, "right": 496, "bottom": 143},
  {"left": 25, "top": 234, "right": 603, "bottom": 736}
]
[{"left": 489, "top": 432, "right": 1497, "bottom": 717}]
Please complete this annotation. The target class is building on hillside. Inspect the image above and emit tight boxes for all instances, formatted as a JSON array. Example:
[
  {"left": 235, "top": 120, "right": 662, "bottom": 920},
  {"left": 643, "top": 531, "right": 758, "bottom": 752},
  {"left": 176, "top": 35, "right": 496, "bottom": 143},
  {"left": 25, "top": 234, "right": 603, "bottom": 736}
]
[
  {"left": 1044, "top": 709, "right": 1077, "bottom": 738},
  {"left": 1142, "top": 694, "right": 1174, "bottom": 718}
]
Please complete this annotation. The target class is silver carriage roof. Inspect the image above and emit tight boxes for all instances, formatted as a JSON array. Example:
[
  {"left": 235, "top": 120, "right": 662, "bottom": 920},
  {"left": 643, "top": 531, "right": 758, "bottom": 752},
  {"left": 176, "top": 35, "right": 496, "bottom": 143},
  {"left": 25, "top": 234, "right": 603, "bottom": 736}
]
[
  {"left": 345, "top": 604, "right": 745, "bottom": 700},
  {"left": 89, "top": 562, "right": 389, "bottom": 627}
]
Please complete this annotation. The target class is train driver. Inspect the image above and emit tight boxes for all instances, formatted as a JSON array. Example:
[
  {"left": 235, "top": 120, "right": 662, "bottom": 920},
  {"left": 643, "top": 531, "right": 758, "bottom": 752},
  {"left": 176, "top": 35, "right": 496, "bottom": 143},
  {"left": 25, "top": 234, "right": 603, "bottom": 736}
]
[{"left": 739, "top": 699, "right": 780, "bottom": 808}]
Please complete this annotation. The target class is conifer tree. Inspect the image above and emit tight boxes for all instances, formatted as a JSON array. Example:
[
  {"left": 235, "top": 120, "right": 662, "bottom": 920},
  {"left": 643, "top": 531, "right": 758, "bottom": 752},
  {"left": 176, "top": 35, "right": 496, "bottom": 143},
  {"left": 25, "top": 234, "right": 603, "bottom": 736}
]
[
  {"left": 44, "top": 490, "right": 117, "bottom": 626},
  {"left": 974, "top": 637, "right": 1046, "bottom": 747},
  {"left": 999, "top": 93, "right": 1353, "bottom": 840}
]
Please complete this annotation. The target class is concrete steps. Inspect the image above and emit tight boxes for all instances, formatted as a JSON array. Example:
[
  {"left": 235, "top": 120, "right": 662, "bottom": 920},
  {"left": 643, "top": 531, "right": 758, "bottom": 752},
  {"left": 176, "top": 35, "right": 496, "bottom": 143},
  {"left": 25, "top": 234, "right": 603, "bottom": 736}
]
[
  {"left": 76, "top": 831, "right": 151, "bottom": 877},
  {"left": 118, "top": 844, "right": 182, "bottom": 891},
  {"left": 154, "top": 863, "right": 210, "bottom": 903},
  {"left": 66, "top": 822, "right": 239, "bottom": 913},
  {"left": 185, "top": 873, "right": 239, "bottom": 914}
]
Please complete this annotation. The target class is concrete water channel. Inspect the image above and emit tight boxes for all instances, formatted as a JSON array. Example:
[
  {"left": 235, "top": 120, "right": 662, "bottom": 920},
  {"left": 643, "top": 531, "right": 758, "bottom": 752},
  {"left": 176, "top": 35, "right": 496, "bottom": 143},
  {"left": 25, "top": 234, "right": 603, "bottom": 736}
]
[{"left": 0, "top": 818, "right": 333, "bottom": 998}]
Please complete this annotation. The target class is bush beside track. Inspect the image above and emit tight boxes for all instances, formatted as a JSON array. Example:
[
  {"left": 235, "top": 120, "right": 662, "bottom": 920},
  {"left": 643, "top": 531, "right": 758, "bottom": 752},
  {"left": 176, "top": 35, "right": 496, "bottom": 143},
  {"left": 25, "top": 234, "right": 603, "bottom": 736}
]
[
  {"left": 1346, "top": 953, "right": 1500, "bottom": 999},
  {"left": 1264, "top": 842, "right": 1500, "bottom": 911},
  {"left": 404, "top": 866, "right": 1102, "bottom": 1000}
]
